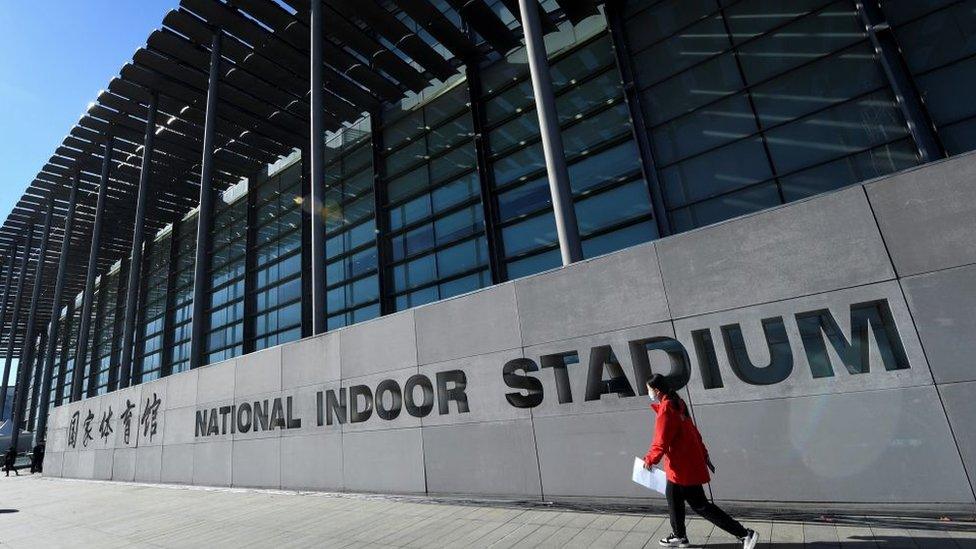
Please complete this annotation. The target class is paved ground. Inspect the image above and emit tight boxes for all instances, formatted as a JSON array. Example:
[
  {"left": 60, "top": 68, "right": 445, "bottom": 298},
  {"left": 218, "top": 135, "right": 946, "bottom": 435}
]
[{"left": 0, "top": 475, "right": 973, "bottom": 548}]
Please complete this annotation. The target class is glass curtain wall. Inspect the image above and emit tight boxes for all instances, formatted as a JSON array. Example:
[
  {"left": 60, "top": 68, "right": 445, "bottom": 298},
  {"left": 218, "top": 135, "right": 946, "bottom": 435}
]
[
  {"left": 93, "top": 267, "right": 121, "bottom": 395},
  {"left": 207, "top": 185, "right": 247, "bottom": 364},
  {"left": 57, "top": 300, "right": 82, "bottom": 405},
  {"left": 479, "top": 22, "right": 656, "bottom": 280},
  {"left": 168, "top": 218, "right": 197, "bottom": 375},
  {"left": 251, "top": 160, "right": 303, "bottom": 350},
  {"left": 47, "top": 306, "right": 71, "bottom": 406},
  {"left": 882, "top": 0, "right": 976, "bottom": 155},
  {"left": 380, "top": 80, "right": 491, "bottom": 311},
  {"left": 620, "top": 0, "right": 922, "bottom": 231},
  {"left": 324, "top": 119, "right": 381, "bottom": 329},
  {"left": 135, "top": 233, "right": 172, "bottom": 383}
]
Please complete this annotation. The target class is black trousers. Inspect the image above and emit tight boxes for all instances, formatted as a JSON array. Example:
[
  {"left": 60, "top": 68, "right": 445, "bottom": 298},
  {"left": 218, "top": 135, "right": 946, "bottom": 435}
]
[{"left": 665, "top": 481, "right": 747, "bottom": 539}]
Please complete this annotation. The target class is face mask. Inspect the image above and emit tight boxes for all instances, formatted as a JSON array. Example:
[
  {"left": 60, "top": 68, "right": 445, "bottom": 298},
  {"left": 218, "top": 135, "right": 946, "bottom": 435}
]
[{"left": 648, "top": 392, "right": 657, "bottom": 403}]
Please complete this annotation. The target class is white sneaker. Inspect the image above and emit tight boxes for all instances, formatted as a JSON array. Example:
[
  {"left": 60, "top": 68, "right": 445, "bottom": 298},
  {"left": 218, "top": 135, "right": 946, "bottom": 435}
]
[
  {"left": 659, "top": 533, "right": 690, "bottom": 547},
  {"left": 741, "top": 529, "right": 759, "bottom": 549}
]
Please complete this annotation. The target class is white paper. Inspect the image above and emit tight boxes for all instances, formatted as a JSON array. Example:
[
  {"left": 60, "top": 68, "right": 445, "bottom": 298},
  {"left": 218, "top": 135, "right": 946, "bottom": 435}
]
[{"left": 632, "top": 457, "right": 668, "bottom": 494}]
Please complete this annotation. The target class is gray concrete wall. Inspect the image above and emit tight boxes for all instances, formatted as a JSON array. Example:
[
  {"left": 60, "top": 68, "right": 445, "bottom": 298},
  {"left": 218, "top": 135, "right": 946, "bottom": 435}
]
[{"left": 44, "top": 153, "right": 976, "bottom": 510}]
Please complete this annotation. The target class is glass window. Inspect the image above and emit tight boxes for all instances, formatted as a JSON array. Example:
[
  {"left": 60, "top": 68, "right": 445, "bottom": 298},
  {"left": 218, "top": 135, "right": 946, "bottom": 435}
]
[{"left": 623, "top": 0, "right": 919, "bottom": 229}]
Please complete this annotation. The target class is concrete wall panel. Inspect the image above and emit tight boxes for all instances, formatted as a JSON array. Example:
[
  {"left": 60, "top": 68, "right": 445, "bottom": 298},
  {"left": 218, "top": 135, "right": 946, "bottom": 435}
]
[
  {"left": 419, "top": 349, "right": 528, "bottom": 426},
  {"left": 866, "top": 153, "right": 976, "bottom": 276},
  {"left": 42, "top": 451, "right": 63, "bottom": 478},
  {"left": 423, "top": 419, "right": 542, "bottom": 497},
  {"left": 415, "top": 283, "right": 521, "bottom": 364},
  {"left": 658, "top": 186, "right": 894, "bottom": 319},
  {"left": 340, "top": 310, "right": 417, "bottom": 377},
  {"left": 233, "top": 437, "right": 280, "bottom": 489},
  {"left": 235, "top": 346, "right": 282, "bottom": 396},
  {"left": 137, "top": 380, "right": 166, "bottom": 448},
  {"left": 164, "top": 369, "right": 198, "bottom": 411},
  {"left": 282, "top": 331, "right": 339, "bottom": 390},
  {"left": 134, "top": 445, "right": 162, "bottom": 483},
  {"left": 280, "top": 432, "right": 343, "bottom": 491},
  {"left": 516, "top": 243, "right": 669, "bottom": 346},
  {"left": 902, "top": 265, "right": 976, "bottom": 384},
  {"left": 160, "top": 443, "right": 194, "bottom": 485},
  {"left": 192, "top": 440, "right": 232, "bottom": 487},
  {"left": 163, "top": 406, "right": 198, "bottom": 446},
  {"left": 695, "top": 385, "right": 972, "bottom": 503},
  {"left": 93, "top": 449, "right": 114, "bottom": 480},
  {"left": 342, "top": 428, "right": 425, "bottom": 494},
  {"left": 523, "top": 322, "right": 676, "bottom": 418},
  {"left": 197, "top": 359, "right": 236, "bottom": 404},
  {"left": 340, "top": 367, "right": 422, "bottom": 433},
  {"left": 676, "top": 282, "right": 932, "bottom": 405},
  {"left": 112, "top": 448, "right": 136, "bottom": 482},
  {"left": 533, "top": 409, "right": 658, "bottom": 500},
  {"left": 938, "top": 381, "right": 976, "bottom": 489},
  {"left": 60, "top": 450, "right": 79, "bottom": 479},
  {"left": 47, "top": 427, "right": 67, "bottom": 453},
  {"left": 230, "top": 393, "right": 279, "bottom": 441}
]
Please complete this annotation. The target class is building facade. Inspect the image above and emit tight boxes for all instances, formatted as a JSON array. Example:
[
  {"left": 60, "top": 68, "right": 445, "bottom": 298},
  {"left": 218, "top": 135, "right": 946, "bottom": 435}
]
[{"left": 0, "top": 0, "right": 974, "bottom": 510}]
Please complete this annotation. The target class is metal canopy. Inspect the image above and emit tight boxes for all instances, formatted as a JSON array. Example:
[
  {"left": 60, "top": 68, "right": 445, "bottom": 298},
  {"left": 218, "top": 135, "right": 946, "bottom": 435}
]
[{"left": 0, "top": 0, "right": 591, "bottom": 353}]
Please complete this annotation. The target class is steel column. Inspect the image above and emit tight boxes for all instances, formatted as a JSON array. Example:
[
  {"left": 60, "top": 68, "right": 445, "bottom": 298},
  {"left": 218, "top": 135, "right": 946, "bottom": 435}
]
[
  {"left": 53, "top": 300, "right": 74, "bottom": 405},
  {"left": 28, "top": 328, "right": 47, "bottom": 431},
  {"left": 119, "top": 93, "right": 158, "bottom": 389},
  {"left": 368, "top": 113, "right": 392, "bottom": 314},
  {"left": 9, "top": 197, "right": 55, "bottom": 450},
  {"left": 0, "top": 237, "right": 28, "bottom": 421},
  {"left": 517, "top": 0, "right": 583, "bottom": 265},
  {"left": 189, "top": 31, "right": 223, "bottom": 370},
  {"left": 35, "top": 172, "right": 81, "bottom": 441},
  {"left": 855, "top": 0, "right": 943, "bottom": 162},
  {"left": 310, "top": 0, "right": 328, "bottom": 334},
  {"left": 299, "top": 149, "right": 313, "bottom": 338},
  {"left": 0, "top": 242, "right": 18, "bottom": 418},
  {"left": 107, "top": 259, "right": 129, "bottom": 391},
  {"left": 72, "top": 137, "right": 114, "bottom": 400},
  {"left": 465, "top": 63, "right": 507, "bottom": 283}
]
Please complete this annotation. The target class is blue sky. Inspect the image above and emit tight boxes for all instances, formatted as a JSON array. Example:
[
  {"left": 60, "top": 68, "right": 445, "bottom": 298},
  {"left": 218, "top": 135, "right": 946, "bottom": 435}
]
[
  {"left": 0, "top": 0, "right": 176, "bottom": 226},
  {"left": 0, "top": 1, "right": 176, "bottom": 382}
]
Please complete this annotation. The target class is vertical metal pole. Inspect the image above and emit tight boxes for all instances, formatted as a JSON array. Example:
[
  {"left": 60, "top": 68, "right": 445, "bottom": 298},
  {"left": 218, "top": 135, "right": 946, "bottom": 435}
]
[
  {"left": 72, "top": 137, "right": 114, "bottom": 400},
  {"left": 9, "top": 197, "right": 55, "bottom": 450},
  {"left": 368, "top": 113, "right": 392, "bottom": 314},
  {"left": 855, "top": 0, "right": 943, "bottom": 162},
  {"left": 160, "top": 229, "right": 180, "bottom": 377},
  {"left": 243, "top": 168, "right": 258, "bottom": 353},
  {"left": 0, "top": 257, "right": 13, "bottom": 347},
  {"left": 107, "top": 259, "right": 129, "bottom": 392},
  {"left": 53, "top": 300, "right": 74, "bottom": 405},
  {"left": 517, "top": 0, "right": 582, "bottom": 265},
  {"left": 36, "top": 172, "right": 81, "bottom": 441},
  {"left": 605, "top": 0, "right": 671, "bottom": 237},
  {"left": 0, "top": 237, "right": 28, "bottom": 420},
  {"left": 465, "top": 64, "right": 507, "bottom": 283},
  {"left": 299, "top": 148, "right": 313, "bottom": 338},
  {"left": 28, "top": 327, "right": 47, "bottom": 431},
  {"left": 0, "top": 243, "right": 17, "bottom": 415},
  {"left": 189, "top": 31, "right": 222, "bottom": 370},
  {"left": 310, "top": 0, "right": 328, "bottom": 334},
  {"left": 119, "top": 93, "right": 158, "bottom": 389}
]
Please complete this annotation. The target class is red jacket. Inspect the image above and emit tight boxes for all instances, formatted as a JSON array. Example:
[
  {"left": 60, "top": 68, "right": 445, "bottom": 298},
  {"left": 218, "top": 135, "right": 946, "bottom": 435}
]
[{"left": 644, "top": 396, "right": 711, "bottom": 486}]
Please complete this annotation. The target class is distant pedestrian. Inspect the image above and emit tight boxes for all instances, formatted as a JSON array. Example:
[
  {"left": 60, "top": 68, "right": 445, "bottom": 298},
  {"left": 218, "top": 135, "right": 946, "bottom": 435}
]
[
  {"left": 3, "top": 448, "right": 18, "bottom": 477},
  {"left": 643, "top": 374, "right": 758, "bottom": 549},
  {"left": 30, "top": 443, "right": 44, "bottom": 474}
]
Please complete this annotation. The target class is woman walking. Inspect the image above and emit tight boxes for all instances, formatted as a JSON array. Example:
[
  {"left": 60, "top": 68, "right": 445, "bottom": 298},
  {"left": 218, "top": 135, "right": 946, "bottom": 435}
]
[{"left": 643, "top": 374, "right": 758, "bottom": 548}]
